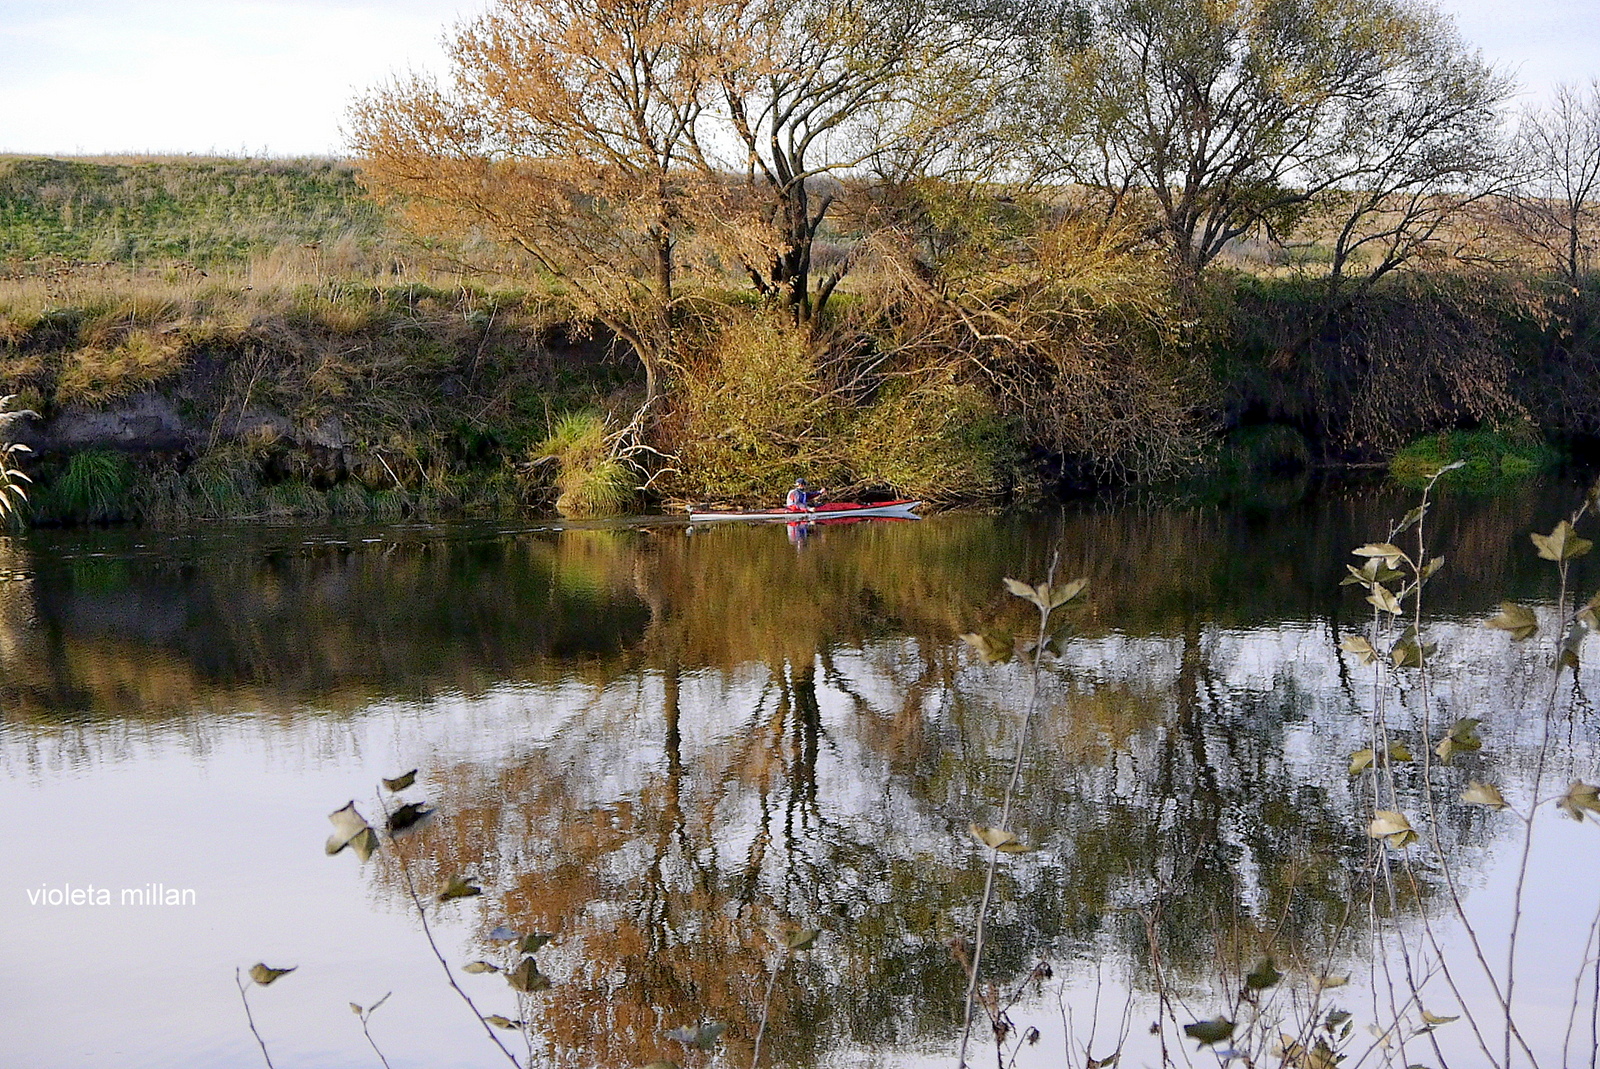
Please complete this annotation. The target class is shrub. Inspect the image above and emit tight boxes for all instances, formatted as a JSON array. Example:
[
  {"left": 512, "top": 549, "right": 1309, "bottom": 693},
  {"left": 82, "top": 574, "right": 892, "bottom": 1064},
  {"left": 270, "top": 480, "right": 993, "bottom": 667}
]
[
  {"left": 1389, "top": 427, "right": 1560, "bottom": 488},
  {"left": 528, "top": 411, "right": 636, "bottom": 518}
]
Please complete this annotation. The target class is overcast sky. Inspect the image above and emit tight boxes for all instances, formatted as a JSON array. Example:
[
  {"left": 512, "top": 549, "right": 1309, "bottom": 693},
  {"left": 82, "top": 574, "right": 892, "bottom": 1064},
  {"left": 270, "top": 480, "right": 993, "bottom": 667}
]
[{"left": 0, "top": 0, "right": 1595, "bottom": 157}]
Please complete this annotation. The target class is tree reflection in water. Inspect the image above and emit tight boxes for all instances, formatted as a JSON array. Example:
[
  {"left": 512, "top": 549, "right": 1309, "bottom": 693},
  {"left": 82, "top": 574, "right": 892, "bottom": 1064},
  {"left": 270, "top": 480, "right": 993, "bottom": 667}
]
[{"left": 2, "top": 481, "right": 1596, "bottom": 1066}]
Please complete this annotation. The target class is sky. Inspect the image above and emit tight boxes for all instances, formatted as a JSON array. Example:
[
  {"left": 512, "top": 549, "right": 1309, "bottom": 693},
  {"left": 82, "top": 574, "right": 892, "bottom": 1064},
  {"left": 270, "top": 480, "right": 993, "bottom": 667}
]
[{"left": 0, "top": 0, "right": 1595, "bottom": 157}]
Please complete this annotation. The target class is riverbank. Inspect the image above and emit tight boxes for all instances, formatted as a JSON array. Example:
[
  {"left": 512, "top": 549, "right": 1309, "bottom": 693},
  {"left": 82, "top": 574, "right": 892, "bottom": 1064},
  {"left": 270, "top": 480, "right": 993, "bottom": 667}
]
[{"left": 3, "top": 156, "right": 1597, "bottom": 524}]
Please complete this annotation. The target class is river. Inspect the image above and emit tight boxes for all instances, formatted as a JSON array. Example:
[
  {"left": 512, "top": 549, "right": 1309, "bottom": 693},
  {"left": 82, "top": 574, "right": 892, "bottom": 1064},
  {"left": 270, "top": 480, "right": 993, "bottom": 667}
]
[{"left": 2, "top": 479, "right": 1598, "bottom": 1068}]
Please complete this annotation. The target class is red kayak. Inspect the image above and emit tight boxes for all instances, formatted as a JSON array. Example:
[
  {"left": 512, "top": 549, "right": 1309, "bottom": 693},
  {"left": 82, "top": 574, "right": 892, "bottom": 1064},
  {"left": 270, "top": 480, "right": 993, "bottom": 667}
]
[{"left": 688, "top": 500, "right": 921, "bottom": 523}]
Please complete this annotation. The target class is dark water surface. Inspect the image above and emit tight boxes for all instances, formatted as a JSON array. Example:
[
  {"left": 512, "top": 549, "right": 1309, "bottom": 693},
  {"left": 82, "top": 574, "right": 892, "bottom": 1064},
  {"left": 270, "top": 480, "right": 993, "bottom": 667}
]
[{"left": 3, "top": 481, "right": 1600, "bottom": 1068}]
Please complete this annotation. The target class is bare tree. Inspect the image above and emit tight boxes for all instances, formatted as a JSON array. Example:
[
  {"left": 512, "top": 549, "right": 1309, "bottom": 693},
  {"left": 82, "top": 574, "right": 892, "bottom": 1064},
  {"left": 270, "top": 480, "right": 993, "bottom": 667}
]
[
  {"left": 1504, "top": 80, "right": 1600, "bottom": 283},
  {"left": 1036, "top": 0, "right": 1510, "bottom": 285}
]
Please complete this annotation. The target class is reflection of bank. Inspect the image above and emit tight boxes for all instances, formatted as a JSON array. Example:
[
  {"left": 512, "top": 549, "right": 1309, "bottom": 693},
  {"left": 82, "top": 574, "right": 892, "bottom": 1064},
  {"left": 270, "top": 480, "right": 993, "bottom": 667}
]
[{"left": 0, "top": 538, "right": 34, "bottom": 675}]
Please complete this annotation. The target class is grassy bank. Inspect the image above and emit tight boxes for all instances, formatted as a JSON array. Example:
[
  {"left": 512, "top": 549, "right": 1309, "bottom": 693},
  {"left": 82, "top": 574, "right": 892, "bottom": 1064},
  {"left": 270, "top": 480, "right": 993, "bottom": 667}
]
[{"left": 2, "top": 155, "right": 1597, "bottom": 524}]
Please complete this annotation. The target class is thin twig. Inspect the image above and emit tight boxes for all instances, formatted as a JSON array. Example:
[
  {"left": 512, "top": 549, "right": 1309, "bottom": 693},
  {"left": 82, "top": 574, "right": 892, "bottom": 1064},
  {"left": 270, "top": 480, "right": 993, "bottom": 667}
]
[
  {"left": 958, "top": 553, "right": 1060, "bottom": 1068},
  {"left": 376, "top": 790, "right": 524, "bottom": 1069},
  {"left": 235, "top": 968, "right": 276, "bottom": 1069}
]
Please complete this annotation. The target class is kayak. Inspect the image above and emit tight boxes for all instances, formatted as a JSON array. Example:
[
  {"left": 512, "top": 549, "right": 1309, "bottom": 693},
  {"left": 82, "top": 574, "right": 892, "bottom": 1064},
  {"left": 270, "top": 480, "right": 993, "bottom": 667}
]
[{"left": 688, "top": 500, "right": 921, "bottom": 523}]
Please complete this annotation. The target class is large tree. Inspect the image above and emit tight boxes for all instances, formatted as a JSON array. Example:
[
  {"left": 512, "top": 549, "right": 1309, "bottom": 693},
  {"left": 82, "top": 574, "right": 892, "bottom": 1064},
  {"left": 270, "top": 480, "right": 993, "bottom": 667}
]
[
  {"left": 349, "top": 0, "right": 721, "bottom": 406},
  {"left": 691, "top": 0, "right": 1013, "bottom": 321},
  {"left": 1036, "top": 0, "right": 1510, "bottom": 284}
]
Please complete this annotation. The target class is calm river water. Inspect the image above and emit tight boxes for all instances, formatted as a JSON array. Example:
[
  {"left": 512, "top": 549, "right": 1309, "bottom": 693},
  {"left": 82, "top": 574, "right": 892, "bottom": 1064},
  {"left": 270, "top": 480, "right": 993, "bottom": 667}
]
[{"left": 3, "top": 480, "right": 1600, "bottom": 1069}]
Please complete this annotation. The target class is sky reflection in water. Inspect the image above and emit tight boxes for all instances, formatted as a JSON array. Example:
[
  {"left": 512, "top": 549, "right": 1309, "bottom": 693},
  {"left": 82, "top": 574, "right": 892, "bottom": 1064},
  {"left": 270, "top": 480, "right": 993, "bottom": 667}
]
[{"left": 2, "top": 482, "right": 1599, "bottom": 1068}]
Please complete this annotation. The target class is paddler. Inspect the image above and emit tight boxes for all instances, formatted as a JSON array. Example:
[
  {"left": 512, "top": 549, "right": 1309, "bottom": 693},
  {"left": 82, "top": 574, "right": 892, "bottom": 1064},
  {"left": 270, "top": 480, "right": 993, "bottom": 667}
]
[{"left": 785, "top": 478, "right": 820, "bottom": 511}]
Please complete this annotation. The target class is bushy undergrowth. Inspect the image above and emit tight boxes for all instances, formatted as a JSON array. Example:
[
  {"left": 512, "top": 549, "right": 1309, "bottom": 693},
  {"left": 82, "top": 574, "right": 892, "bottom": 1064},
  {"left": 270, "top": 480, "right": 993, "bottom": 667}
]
[
  {"left": 657, "top": 312, "right": 1031, "bottom": 506},
  {"left": 1208, "top": 271, "right": 1600, "bottom": 461}
]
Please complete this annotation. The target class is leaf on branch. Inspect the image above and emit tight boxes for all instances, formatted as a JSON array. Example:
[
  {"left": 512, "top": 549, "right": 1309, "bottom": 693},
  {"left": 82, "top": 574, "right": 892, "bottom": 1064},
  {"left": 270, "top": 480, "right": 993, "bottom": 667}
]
[
  {"left": 326, "top": 802, "right": 377, "bottom": 858},
  {"left": 1395, "top": 503, "right": 1429, "bottom": 535},
  {"left": 484, "top": 1014, "right": 525, "bottom": 1030},
  {"left": 1002, "top": 577, "right": 1043, "bottom": 607},
  {"left": 1558, "top": 781, "right": 1600, "bottom": 821},
  {"left": 1367, "top": 810, "right": 1418, "bottom": 849},
  {"left": 1420, "top": 1009, "right": 1459, "bottom": 1026},
  {"left": 1487, "top": 602, "right": 1538, "bottom": 640},
  {"left": 1420, "top": 555, "right": 1445, "bottom": 582},
  {"left": 1366, "top": 585, "right": 1402, "bottom": 615},
  {"left": 1388, "top": 741, "right": 1414, "bottom": 762},
  {"left": 1314, "top": 974, "right": 1350, "bottom": 991},
  {"left": 519, "top": 933, "right": 553, "bottom": 954},
  {"left": 1460, "top": 782, "right": 1508, "bottom": 810},
  {"left": 1085, "top": 1054, "right": 1119, "bottom": 1069},
  {"left": 1532, "top": 520, "right": 1593, "bottom": 562},
  {"left": 781, "top": 928, "right": 820, "bottom": 951},
  {"left": 665, "top": 1022, "right": 725, "bottom": 1050},
  {"left": 248, "top": 963, "right": 296, "bottom": 986},
  {"left": 969, "top": 823, "right": 1029, "bottom": 853},
  {"left": 1354, "top": 543, "right": 1408, "bottom": 568},
  {"left": 438, "top": 876, "right": 482, "bottom": 901},
  {"left": 506, "top": 956, "right": 550, "bottom": 993},
  {"left": 463, "top": 961, "right": 500, "bottom": 974},
  {"left": 1245, "top": 958, "right": 1281, "bottom": 990},
  {"left": 382, "top": 769, "right": 417, "bottom": 792},
  {"left": 1435, "top": 719, "right": 1482, "bottom": 764},
  {"left": 1339, "top": 635, "right": 1379, "bottom": 664},
  {"left": 1389, "top": 635, "right": 1433, "bottom": 668},
  {"left": 959, "top": 631, "right": 1014, "bottom": 665},
  {"left": 1578, "top": 591, "right": 1600, "bottom": 631},
  {"left": 1349, "top": 748, "right": 1375, "bottom": 774},
  {"left": 387, "top": 802, "right": 433, "bottom": 833},
  {"left": 1047, "top": 577, "right": 1088, "bottom": 609},
  {"left": 1182, "top": 1017, "right": 1235, "bottom": 1045}
]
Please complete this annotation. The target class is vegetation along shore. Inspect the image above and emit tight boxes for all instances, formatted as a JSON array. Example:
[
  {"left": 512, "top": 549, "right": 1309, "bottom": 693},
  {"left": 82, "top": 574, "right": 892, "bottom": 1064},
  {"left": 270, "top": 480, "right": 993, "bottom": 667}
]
[{"left": 3, "top": 0, "right": 1600, "bottom": 524}]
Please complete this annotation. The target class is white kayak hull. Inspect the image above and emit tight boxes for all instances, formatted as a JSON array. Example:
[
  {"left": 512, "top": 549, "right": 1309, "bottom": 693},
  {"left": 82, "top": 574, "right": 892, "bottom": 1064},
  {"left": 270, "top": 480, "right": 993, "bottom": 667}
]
[{"left": 688, "top": 500, "right": 922, "bottom": 523}]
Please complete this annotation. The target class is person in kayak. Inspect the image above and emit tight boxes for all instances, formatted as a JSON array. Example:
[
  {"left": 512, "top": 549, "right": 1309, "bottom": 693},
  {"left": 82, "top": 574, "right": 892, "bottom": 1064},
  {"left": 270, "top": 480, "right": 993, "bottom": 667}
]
[{"left": 785, "top": 478, "right": 821, "bottom": 510}]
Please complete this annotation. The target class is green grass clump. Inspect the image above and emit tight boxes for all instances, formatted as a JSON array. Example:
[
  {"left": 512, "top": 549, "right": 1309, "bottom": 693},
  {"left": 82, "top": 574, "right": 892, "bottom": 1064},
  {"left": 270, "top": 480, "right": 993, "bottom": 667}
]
[
  {"left": 1390, "top": 429, "right": 1561, "bottom": 488},
  {"left": 35, "top": 449, "right": 135, "bottom": 522},
  {"left": 528, "top": 412, "right": 636, "bottom": 517}
]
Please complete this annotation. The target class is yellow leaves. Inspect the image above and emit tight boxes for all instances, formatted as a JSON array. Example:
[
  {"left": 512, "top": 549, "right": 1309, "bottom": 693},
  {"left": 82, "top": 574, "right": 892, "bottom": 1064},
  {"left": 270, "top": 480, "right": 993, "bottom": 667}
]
[
  {"left": 1558, "top": 781, "right": 1600, "bottom": 822},
  {"left": 1339, "top": 634, "right": 1378, "bottom": 664},
  {"left": 780, "top": 928, "right": 820, "bottom": 951},
  {"left": 325, "top": 802, "right": 379, "bottom": 861},
  {"left": 969, "top": 823, "right": 1030, "bottom": 853},
  {"left": 248, "top": 963, "right": 296, "bottom": 985},
  {"left": 1003, "top": 576, "right": 1087, "bottom": 612},
  {"left": 959, "top": 631, "right": 1013, "bottom": 664},
  {"left": 1367, "top": 809, "right": 1418, "bottom": 849},
  {"left": 1460, "top": 781, "right": 1507, "bottom": 810},
  {"left": 1487, "top": 602, "right": 1538, "bottom": 640},
  {"left": 1348, "top": 741, "right": 1411, "bottom": 774},
  {"left": 1353, "top": 542, "right": 1409, "bottom": 568},
  {"left": 1531, "top": 520, "right": 1593, "bottom": 562},
  {"left": 438, "top": 875, "right": 483, "bottom": 901},
  {"left": 1435, "top": 718, "right": 1482, "bottom": 765},
  {"left": 1365, "top": 584, "right": 1402, "bottom": 616}
]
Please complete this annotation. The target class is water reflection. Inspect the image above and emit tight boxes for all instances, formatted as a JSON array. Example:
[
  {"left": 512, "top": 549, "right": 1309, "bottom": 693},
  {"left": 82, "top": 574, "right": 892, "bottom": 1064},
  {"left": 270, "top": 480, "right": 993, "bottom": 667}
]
[{"left": 1, "top": 480, "right": 1597, "bottom": 1066}]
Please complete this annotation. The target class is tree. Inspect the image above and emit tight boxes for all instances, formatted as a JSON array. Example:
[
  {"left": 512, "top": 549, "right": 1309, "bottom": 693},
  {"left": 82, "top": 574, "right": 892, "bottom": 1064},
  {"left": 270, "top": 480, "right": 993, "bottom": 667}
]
[
  {"left": 1036, "top": 0, "right": 1510, "bottom": 285},
  {"left": 349, "top": 0, "right": 722, "bottom": 407},
  {"left": 692, "top": 0, "right": 1012, "bottom": 322},
  {"left": 1505, "top": 80, "right": 1600, "bottom": 283}
]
